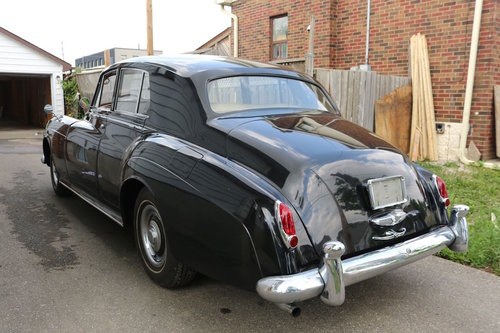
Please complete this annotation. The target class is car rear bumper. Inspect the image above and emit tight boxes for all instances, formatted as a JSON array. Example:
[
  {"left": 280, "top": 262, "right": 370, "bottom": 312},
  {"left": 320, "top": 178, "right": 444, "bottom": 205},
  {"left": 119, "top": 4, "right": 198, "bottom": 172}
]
[{"left": 256, "top": 204, "right": 469, "bottom": 307}]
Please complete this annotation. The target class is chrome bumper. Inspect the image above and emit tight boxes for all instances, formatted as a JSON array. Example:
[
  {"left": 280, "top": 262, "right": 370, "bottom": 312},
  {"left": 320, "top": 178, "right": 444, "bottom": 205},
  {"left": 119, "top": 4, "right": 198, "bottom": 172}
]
[{"left": 256, "top": 204, "right": 469, "bottom": 307}]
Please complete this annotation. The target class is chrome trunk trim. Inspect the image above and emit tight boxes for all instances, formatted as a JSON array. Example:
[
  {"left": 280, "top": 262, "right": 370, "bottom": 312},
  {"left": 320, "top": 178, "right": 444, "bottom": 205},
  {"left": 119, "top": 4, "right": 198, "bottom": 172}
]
[{"left": 370, "top": 209, "right": 407, "bottom": 227}]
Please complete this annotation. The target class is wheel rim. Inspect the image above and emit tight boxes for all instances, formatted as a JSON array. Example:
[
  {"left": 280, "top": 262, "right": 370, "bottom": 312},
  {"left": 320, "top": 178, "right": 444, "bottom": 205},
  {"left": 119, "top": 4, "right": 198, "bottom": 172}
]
[
  {"left": 138, "top": 201, "right": 166, "bottom": 269},
  {"left": 51, "top": 160, "right": 59, "bottom": 185}
]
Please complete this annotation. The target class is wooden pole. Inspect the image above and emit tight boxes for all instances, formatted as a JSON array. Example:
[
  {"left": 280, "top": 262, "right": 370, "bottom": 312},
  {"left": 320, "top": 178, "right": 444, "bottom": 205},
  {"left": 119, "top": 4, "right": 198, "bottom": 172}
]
[{"left": 146, "top": 0, "right": 153, "bottom": 55}]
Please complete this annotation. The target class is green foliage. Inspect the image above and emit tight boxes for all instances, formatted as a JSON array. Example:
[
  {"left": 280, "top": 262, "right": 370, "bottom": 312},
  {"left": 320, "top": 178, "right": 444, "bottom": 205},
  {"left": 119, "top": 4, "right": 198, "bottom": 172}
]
[
  {"left": 421, "top": 162, "right": 500, "bottom": 275},
  {"left": 61, "top": 76, "right": 84, "bottom": 119}
]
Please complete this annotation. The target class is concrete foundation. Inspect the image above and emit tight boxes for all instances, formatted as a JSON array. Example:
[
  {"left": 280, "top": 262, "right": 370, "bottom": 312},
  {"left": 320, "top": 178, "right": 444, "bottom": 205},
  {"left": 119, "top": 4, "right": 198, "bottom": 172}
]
[{"left": 436, "top": 122, "right": 463, "bottom": 162}]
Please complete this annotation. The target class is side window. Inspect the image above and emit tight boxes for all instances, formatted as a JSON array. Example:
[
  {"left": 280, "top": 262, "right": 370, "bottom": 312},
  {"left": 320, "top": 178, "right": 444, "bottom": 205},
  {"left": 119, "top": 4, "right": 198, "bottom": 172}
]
[
  {"left": 98, "top": 71, "right": 117, "bottom": 110},
  {"left": 115, "top": 69, "right": 144, "bottom": 113}
]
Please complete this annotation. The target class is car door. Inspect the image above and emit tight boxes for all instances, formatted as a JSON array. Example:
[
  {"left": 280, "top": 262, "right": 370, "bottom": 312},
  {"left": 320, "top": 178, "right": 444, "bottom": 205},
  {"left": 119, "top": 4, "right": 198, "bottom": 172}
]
[
  {"left": 65, "top": 70, "right": 117, "bottom": 197},
  {"left": 97, "top": 67, "right": 150, "bottom": 209}
]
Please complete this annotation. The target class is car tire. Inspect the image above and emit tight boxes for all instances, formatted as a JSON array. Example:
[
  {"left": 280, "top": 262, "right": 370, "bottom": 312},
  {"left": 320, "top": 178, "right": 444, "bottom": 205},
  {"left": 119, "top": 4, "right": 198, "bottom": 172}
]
[
  {"left": 50, "top": 156, "right": 71, "bottom": 197},
  {"left": 134, "top": 188, "right": 196, "bottom": 288}
]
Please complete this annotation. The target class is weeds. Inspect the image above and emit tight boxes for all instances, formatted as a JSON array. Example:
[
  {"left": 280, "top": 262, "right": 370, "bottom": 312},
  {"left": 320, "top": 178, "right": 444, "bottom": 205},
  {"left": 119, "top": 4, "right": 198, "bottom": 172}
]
[{"left": 421, "top": 162, "right": 500, "bottom": 275}]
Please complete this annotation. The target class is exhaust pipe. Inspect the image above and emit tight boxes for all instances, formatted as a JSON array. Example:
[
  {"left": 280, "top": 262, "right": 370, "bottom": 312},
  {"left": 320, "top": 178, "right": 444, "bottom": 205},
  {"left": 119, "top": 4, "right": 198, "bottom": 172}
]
[{"left": 276, "top": 303, "right": 301, "bottom": 317}]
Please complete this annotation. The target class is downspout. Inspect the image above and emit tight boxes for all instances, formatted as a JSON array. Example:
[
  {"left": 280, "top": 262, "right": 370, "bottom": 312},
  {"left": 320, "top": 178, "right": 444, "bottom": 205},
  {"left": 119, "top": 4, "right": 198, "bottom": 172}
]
[
  {"left": 220, "top": 5, "right": 238, "bottom": 57},
  {"left": 459, "top": 0, "right": 496, "bottom": 168},
  {"left": 364, "top": 0, "right": 371, "bottom": 66},
  {"left": 359, "top": 0, "right": 371, "bottom": 71},
  {"left": 305, "top": 15, "right": 315, "bottom": 76},
  {"left": 231, "top": 12, "right": 239, "bottom": 57}
]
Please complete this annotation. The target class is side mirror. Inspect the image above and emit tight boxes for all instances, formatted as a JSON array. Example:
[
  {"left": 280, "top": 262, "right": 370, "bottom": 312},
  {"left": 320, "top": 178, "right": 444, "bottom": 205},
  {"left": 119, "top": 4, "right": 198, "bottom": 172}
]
[
  {"left": 43, "top": 104, "right": 54, "bottom": 115},
  {"left": 78, "top": 99, "right": 90, "bottom": 113}
]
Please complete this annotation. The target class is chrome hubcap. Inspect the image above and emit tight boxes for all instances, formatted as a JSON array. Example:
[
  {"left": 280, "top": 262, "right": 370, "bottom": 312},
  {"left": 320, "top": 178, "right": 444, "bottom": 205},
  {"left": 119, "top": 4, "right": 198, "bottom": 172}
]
[
  {"left": 147, "top": 221, "right": 162, "bottom": 253},
  {"left": 139, "top": 202, "right": 166, "bottom": 268}
]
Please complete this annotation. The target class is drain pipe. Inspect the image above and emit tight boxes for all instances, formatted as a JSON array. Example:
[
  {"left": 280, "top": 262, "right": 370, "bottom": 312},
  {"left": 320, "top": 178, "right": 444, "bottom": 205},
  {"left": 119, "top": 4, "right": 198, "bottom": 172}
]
[
  {"left": 220, "top": 4, "right": 238, "bottom": 57},
  {"left": 360, "top": 0, "right": 371, "bottom": 71},
  {"left": 458, "top": 0, "right": 496, "bottom": 168},
  {"left": 365, "top": 0, "right": 371, "bottom": 66},
  {"left": 231, "top": 11, "right": 238, "bottom": 57}
]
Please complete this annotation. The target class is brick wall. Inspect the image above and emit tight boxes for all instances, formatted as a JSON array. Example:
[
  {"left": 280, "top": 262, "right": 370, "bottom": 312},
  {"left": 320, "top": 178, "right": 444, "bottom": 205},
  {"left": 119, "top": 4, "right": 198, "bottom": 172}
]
[
  {"left": 495, "top": 0, "right": 500, "bottom": 86},
  {"left": 230, "top": 0, "right": 499, "bottom": 160},
  {"left": 332, "top": 0, "right": 498, "bottom": 160},
  {"left": 232, "top": 0, "right": 333, "bottom": 68},
  {"left": 471, "top": 0, "right": 498, "bottom": 160}
]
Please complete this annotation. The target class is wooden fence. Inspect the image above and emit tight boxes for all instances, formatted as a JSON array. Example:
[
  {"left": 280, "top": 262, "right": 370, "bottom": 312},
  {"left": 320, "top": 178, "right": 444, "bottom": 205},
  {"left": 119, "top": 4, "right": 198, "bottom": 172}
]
[
  {"left": 315, "top": 69, "right": 410, "bottom": 131},
  {"left": 74, "top": 70, "right": 102, "bottom": 102}
]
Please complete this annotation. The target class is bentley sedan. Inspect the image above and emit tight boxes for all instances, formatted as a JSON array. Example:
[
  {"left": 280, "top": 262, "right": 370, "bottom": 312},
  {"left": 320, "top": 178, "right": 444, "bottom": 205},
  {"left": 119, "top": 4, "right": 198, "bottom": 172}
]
[{"left": 42, "top": 55, "right": 468, "bottom": 316}]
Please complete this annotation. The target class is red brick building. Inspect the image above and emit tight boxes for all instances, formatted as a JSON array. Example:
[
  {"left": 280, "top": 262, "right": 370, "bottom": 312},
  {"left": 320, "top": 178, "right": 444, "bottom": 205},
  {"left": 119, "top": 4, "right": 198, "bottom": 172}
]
[{"left": 225, "top": 0, "right": 499, "bottom": 160}]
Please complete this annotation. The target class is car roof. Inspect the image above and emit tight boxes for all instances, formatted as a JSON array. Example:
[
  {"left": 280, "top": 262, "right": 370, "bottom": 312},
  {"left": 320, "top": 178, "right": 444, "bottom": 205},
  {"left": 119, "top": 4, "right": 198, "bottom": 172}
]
[{"left": 118, "top": 54, "right": 308, "bottom": 81}]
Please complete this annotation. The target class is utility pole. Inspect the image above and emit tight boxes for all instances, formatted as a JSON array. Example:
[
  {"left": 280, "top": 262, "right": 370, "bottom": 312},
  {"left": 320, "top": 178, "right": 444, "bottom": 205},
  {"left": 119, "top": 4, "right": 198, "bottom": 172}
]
[{"left": 146, "top": 0, "right": 154, "bottom": 55}]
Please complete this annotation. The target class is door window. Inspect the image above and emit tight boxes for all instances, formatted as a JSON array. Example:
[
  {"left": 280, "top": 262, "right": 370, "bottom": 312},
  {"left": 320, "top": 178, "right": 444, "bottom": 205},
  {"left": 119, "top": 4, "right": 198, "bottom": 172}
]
[
  {"left": 115, "top": 69, "right": 144, "bottom": 113},
  {"left": 98, "top": 71, "right": 117, "bottom": 110},
  {"left": 96, "top": 68, "right": 150, "bottom": 114}
]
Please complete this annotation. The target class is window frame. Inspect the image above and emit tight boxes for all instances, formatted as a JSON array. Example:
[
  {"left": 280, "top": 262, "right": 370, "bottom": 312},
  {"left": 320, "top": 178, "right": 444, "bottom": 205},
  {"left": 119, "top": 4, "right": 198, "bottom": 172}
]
[
  {"left": 271, "top": 15, "right": 288, "bottom": 60},
  {"left": 93, "top": 67, "right": 150, "bottom": 116},
  {"left": 114, "top": 68, "right": 146, "bottom": 115},
  {"left": 95, "top": 69, "right": 118, "bottom": 111}
]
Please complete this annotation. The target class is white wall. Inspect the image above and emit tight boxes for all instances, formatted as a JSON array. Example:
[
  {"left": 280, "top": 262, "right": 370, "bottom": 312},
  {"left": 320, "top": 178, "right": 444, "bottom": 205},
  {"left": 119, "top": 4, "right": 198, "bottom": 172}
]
[
  {"left": 0, "top": 31, "right": 65, "bottom": 116},
  {"left": 436, "top": 122, "right": 463, "bottom": 161}
]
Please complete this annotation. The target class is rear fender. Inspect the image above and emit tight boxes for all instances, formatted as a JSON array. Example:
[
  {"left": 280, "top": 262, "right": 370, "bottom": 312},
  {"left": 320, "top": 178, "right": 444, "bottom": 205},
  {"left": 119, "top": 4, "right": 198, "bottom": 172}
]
[
  {"left": 187, "top": 152, "right": 319, "bottom": 277},
  {"left": 413, "top": 164, "right": 450, "bottom": 224}
]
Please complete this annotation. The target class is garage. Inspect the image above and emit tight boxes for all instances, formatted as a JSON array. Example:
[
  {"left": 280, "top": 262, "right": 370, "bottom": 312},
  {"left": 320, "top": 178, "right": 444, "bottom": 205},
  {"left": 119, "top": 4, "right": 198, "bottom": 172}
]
[
  {"left": 0, "top": 74, "right": 51, "bottom": 127},
  {"left": 0, "top": 27, "right": 70, "bottom": 128}
]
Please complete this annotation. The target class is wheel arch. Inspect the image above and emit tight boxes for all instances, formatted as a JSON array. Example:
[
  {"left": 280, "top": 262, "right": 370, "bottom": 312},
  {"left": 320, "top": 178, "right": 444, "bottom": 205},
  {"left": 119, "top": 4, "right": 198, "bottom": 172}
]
[
  {"left": 42, "top": 137, "right": 51, "bottom": 166},
  {"left": 120, "top": 177, "right": 150, "bottom": 231}
]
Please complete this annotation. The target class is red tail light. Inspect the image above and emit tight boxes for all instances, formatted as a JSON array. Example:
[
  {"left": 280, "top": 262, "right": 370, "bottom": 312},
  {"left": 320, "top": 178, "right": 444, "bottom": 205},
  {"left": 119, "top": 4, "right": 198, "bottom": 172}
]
[
  {"left": 275, "top": 201, "right": 298, "bottom": 248},
  {"left": 433, "top": 175, "right": 450, "bottom": 207}
]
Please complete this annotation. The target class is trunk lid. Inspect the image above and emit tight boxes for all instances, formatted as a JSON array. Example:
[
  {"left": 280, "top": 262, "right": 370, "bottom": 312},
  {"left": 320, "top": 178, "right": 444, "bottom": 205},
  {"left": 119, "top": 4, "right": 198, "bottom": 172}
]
[{"left": 211, "top": 112, "right": 441, "bottom": 257}]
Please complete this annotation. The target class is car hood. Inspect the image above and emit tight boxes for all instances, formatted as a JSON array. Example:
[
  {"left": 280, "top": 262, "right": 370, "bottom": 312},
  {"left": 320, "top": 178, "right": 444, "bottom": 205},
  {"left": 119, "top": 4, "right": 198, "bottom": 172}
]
[{"left": 211, "top": 112, "right": 441, "bottom": 257}]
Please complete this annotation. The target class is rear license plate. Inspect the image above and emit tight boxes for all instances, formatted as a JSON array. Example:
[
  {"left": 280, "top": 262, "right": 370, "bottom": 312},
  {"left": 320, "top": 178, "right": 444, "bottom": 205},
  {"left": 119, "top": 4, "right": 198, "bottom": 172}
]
[{"left": 367, "top": 176, "right": 407, "bottom": 210}]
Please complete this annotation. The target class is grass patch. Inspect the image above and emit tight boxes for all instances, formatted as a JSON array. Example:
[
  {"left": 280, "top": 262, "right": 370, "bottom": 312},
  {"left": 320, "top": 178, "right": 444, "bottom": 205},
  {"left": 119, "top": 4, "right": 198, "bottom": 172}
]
[{"left": 421, "top": 162, "right": 500, "bottom": 275}]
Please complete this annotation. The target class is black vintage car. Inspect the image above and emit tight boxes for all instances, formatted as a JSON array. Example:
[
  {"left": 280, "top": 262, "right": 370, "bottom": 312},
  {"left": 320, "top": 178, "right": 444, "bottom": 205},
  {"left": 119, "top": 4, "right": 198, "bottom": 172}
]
[{"left": 42, "top": 55, "right": 468, "bottom": 316}]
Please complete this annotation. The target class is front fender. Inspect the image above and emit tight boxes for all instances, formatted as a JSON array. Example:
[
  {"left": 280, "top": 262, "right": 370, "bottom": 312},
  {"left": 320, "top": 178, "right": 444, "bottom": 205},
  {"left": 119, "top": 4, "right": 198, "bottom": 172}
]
[{"left": 42, "top": 115, "right": 78, "bottom": 177}]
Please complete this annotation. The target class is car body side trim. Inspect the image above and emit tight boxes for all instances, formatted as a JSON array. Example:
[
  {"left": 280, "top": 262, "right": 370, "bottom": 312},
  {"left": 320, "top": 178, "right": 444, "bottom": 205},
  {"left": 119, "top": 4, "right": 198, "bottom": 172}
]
[{"left": 60, "top": 181, "right": 123, "bottom": 226}]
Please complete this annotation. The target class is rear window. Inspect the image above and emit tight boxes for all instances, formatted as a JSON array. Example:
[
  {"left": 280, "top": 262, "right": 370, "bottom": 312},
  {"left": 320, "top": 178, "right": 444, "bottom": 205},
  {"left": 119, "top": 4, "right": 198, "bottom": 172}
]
[{"left": 207, "top": 76, "right": 336, "bottom": 114}]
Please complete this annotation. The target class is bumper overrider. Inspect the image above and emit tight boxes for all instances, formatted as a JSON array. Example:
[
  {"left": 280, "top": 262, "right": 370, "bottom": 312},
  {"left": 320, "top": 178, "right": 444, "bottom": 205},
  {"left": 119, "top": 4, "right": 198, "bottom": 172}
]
[{"left": 257, "top": 205, "right": 469, "bottom": 312}]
